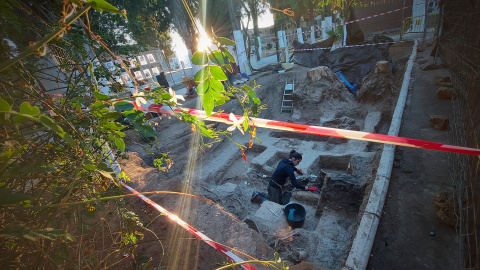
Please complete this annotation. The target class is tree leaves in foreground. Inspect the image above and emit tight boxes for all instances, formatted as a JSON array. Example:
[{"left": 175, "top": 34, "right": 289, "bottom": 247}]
[{"left": 0, "top": 0, "right": 266, "bottom": 269}]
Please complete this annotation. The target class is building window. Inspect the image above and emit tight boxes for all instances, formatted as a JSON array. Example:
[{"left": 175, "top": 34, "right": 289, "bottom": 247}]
[
  {"left": 151, "top": 67, "right": 160, "bottom": 75},
  {"left": 147, "top": 54, "right": 156, "bottom": 63},
  {"left": 143, "top": 69, "right": 152, "bottom": 78},
  {"left": 122, "top": 74, "right": 132, "bottom": 84},
  {"left": 134, "top": 71, "right": 144, "bottom": 80},
  {"left": 115, "top": 76, "right": 123, "bottom": 84},
  {"left": 128, "top": 58, "right": 137, "bottom": 68},
  {"left": 138, "top": 55, "right": 148, "bottom": 65}
]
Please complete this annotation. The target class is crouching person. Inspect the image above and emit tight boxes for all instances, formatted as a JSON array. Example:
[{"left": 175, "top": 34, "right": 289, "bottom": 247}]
[{"left": 251, "top": 150, "right": 317, "bottom": 205}]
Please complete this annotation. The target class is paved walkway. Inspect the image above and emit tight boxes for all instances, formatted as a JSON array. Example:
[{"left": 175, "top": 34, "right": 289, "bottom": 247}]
[{"left": 368, "top": 43, "right": 458, "bottom": 269}]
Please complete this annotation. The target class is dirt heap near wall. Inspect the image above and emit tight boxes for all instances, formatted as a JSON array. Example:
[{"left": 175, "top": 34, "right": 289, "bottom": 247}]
[{"left": 240, "top": 63, "right": 396, "bottom": 127}]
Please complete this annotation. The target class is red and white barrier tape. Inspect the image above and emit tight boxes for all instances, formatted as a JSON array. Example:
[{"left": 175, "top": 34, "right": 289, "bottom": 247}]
[
  {"left": 293, "top": 41, "right": 397, "bottom": 52},
  {"left": 120, "top": 182, "right": 257, "bottom": 270},
  {"left": 41, "top": 92, "right": 479, "bottom": 156},
  {"left": 134, "top": 103, "right": 480, "bottom": 156}
]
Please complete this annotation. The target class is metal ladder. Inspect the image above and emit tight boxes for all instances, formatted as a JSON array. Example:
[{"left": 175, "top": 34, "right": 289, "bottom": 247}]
[{"left": 281, "top": 76, "right": 294, "bottom": 112}]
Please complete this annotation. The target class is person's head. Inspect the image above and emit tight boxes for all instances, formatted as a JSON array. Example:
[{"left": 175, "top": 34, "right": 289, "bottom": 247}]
[{"left": 289, "top": 150, "right": 302, "bottom": 166}]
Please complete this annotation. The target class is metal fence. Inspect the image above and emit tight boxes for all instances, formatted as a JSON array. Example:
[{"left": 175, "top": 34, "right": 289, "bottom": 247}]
[
  {"left": 439, "top": 1, "right": 480, "bottom": 269},
  {"left": 402, "top": 13, "right": 439, "bottom": 33}
]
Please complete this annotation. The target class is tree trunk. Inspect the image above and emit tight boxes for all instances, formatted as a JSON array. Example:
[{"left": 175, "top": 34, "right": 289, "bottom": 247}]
[
  {"left": 170, "top": 0, "right": 197, "bottom": 53},
  {"left": 227, "top": 0, "right": 241, "bottom": 31},
  {"left": 251, "top": 2, "right": 261, "bottom": 61},
  {"left": 273, "top": 2, "right": 280, "bottom": 62}
]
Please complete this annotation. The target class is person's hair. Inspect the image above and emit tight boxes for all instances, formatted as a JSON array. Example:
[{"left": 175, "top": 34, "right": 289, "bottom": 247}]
[{"left": 289, "top": 150, "right": 302, "bottom": 160}]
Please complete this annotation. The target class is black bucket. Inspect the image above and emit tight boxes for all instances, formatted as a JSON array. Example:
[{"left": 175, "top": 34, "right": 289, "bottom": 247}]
[{"left": 283, "top": 203, "right": 306, "bottom": 228}]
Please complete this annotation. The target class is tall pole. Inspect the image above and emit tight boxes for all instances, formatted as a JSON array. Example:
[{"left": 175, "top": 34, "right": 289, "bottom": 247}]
[
  {"left": 162, "top": 50, "right": 176, "bottom": 86},
  {"left": 273, "top": 1, "right": 280, "bottom": 62},
  {"left": 423, "top": 0, "right": 429, "bottom": 40},
  {"left": 400, "top": 0, "right": 406, "bottom": 41}
]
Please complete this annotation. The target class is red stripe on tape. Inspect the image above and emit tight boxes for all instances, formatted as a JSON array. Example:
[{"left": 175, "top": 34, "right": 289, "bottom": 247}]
[{"left": 131, "top": 102, "right": 480, "bottom": 156}]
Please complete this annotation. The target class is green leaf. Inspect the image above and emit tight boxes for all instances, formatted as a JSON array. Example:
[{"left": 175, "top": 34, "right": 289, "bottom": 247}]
[
  {"left": 222, "top": 48, "right": 236, "bottom": 62},
  {"left": 225, "top": 64, "right": 232, "bottom": 73},
  {"left": 87, "top": 0, "right": 127, "bottom": 18},
  {"left": 192, "top": 51, "right": 208, "bottom": 65},
  {"left": 160, "top": 92, "right": 171, "bottom": 100},
  {"left": 208, "top": 50, "right": 227, "bottom": 66},
  {"left": 0, "top": 98, "right": 11, "bottom": 112},
  {"left": 0, "top": 189, "right": 30, "bottom": 205},
  {"left": 218, "top": 37, "right": 236, "bottom": 46},
  {"left": 84, "top": 164, "right": 97, "bottom": 170},
  {"left": 37, "top": 228, "right": 74, "bottom": 241},
  {"left": 216, "top": 99, "right": 225, "bottom": 106},
  {"left": 199, "top": 126, "right": 214, "bottom": 138},
  {"left": 194, "top": 66, "right": 209, "bottom": 82},
  {"left": 123, "top": 110, "right": 144, "bottom": 123},
  {"left": 13, "top": 114, "right": 31, "bottom": 124},
  {"left": 202, "top": 92, "right": 214, "bottom": 116},
  {"left": 19, "top": 102, "right": 40, "bottom": 116},
  {"left": 62, "top": 133, "right": 76, "bottom": 147},
  {"left": 103, "top": 112, "right": 121, "bottom": 120},
  {"left": 94, "top": 91, "right": 110, "bottom": 100},
  {"left": 39, "top": 115, "right": 64, "bottom": 134},
  {"left": 38, "top": 115, "right": 74, "bottom": 146},
  {"left": 248, "top": 90, "right": 256, "bottom": 100},
  {"left": 106, "top": 121, "right": 124, "bottom": 130},
  {"left": 252, "top": 103, "right": 258, "bottom": 117},
  {"left": 136, "top": 125, "right": 156, "bottom": 139},
  {"left": 114, "top": 101, "right": 134, "bottom": 112},
  {"left": 97, "top": 162, "right": 114, "bottom": 172},
  {"left": 209, "top": 66, "right": 227, "bottom": 81},
  {"left": 196, "top": 79, "right": 209, "bottom": 95},
  {"left": 115, "top": 137, "right": 125, "bottom": 151},
  {"left": 1, "top": 96, "right": 13, "bottom": 106},
  {"left": 274, "top": 252, "right": 281, "bottom": 263},
  {"left": 65, "top": 232, "right": 75, "bottom": 242},
  {"left": 98, "top": 170, "right": 114, "bottom": 179},
  {"left": 210, "top": 77, "right": 224, "bottom": 92}
]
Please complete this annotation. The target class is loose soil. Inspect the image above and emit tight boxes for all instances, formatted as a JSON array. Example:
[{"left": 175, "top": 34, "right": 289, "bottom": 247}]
[{"left": 115, "top": 42, "right": 455, "bottom": 270}]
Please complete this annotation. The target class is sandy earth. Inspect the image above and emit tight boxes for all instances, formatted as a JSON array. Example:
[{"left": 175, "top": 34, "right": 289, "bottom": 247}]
[{"left": 113, "top": 41, "right": 456, "bottom": 270}]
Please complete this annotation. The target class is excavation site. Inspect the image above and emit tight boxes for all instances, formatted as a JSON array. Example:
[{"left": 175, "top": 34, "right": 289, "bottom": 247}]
[{"left": 118, "top": 41, "right": 416, "bottom": 270}]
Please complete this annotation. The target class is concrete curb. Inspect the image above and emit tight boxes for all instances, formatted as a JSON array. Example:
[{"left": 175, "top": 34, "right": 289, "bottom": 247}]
[{"left": 343, "top": 40, "right": 418, "bottom": 270}]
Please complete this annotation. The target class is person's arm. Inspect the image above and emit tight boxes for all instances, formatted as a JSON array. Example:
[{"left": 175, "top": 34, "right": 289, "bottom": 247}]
[
  {"left": 294, "top": 167, "right": 303, "bottom": 175},
  {"left": 288, "top": 168, "right": 306, "bottom": 190}
]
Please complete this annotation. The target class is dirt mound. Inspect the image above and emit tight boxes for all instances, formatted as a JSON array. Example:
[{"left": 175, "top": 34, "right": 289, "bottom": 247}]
[
  {"left": 292, "top": 66, "right": 357, "bottom": 123},
  {"left": 356, "top": 65, "right": 395, "bottom": 105}
]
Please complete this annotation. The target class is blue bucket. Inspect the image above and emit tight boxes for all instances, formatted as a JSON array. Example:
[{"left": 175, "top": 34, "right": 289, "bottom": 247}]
[{"left": 283, "top": 203, "right": 306, "bottom": 228}]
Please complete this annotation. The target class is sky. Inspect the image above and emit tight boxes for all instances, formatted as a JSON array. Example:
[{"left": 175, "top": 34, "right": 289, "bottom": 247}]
[
  {"left": 171, "top": 10, "right": 274, "bottom": 63},
  {"left": 243, "top": 9, "right": 274, "bottom": 29}
]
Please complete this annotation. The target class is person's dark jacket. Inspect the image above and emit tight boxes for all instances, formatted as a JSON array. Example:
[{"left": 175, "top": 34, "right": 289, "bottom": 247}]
[
  {"left": 225, "top": 61, "right": 238, "bottom": 76},
  {"left": 269, "top": 158, "right": 305, "bottom": 190}
]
